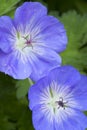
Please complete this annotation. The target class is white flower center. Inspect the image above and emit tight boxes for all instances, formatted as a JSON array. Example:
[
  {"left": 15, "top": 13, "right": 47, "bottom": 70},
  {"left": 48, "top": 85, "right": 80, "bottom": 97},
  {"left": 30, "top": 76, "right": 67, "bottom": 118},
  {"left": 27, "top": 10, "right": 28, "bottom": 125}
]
[
  {"left": 15, "top": 32, "right": 33, "bottom": 53},
  {"left": 39, "top": 81, "right": 78, "bottom": 122}
]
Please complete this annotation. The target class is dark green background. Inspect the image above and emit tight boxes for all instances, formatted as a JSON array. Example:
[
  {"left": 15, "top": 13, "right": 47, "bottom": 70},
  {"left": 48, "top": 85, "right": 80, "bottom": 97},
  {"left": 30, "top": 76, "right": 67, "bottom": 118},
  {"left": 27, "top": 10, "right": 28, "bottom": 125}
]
[{"left": 0, "top": 0, "right": 87, "bottom": 130}]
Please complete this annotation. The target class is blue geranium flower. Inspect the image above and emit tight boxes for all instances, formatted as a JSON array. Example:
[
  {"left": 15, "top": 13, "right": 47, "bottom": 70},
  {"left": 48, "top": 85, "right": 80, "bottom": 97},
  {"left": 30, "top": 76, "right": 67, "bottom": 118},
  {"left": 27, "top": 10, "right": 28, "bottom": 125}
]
[
  {"left": 29, "top": 66, "right": 87, "bottom": 130},
  {"left": 0, "top": 2, "right": 67, "bottom": 81}
]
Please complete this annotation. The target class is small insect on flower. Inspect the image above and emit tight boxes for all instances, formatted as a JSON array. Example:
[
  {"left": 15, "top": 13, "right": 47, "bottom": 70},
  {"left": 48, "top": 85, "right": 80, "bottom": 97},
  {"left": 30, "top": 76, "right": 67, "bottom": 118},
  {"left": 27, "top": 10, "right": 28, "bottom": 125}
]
[
  {"left": 0, "top": 2, "right": 67, "bottom": 81},
  {"left": 29, "top": 66, "right": 87, "bottom": 130}
]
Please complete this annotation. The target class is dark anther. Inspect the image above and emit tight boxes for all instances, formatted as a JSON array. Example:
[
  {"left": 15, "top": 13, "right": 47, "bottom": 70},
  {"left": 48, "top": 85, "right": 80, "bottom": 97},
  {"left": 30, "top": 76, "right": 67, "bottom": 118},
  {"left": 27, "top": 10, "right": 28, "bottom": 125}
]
[
  {"left": 22, "top": 35, "right": 33, "bottom": 49},
  {"left": 55, "top": 97, "right": 68, "bottom": 109}
]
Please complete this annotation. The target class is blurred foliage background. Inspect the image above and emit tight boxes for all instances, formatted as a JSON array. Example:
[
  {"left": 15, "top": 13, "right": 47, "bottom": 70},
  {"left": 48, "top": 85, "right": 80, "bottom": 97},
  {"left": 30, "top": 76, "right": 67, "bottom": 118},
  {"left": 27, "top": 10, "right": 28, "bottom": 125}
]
[{"left": 0, "top": 0, "right": 87, "bottom": 130}]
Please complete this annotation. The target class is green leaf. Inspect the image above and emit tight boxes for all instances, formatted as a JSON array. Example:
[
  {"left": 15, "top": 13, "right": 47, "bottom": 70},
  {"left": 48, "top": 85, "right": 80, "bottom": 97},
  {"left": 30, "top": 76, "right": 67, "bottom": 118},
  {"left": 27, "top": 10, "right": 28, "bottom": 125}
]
[
  {"left": 16, "top": 79, "right": 31, "bottom": 99},
  {"left": 0, "top": 73, "right": 34, "bottom": 130},
  {"left": 50, "top": 10, "right": 87, "bottom": 73},
  {"left": 59, "top": 11, "right": 87, "bottom": 73},
  {"left": 0, "top": 0, "right": 21, "bottom": 16}
]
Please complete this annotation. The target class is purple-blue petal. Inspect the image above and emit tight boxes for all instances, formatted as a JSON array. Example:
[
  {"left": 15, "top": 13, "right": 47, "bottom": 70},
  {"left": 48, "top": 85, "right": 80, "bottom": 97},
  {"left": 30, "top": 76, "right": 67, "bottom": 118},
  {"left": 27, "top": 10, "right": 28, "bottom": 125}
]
[
  {"left": 29, "top": 66, "right": 81, "bottom": 109},
  {"left": 32, "top": 105, "right": 54, "bottom": 130},
  {"left": 32, "top": 106, "right": 87, "bottom": 130},
  {"left": 29, "top": 77, "right": 49, "bottom": 110},
  {"left": 0, "top": 2, "right": 67, "bottom": 80},
  {"left": 28, "top": 66, "right": 87, "bottom": 130},
  {"left": 0, "top": 16, "right": 14, "bottom": 31},
  {"left": 32, "top": 15, "right": 67, "bottom": 52},
  {"left": 47, "top": 66, "right": 81, "bottom": 87},
  {"left": 0, "top": 16, "right": 16, "bottom": 53},
  {"left": 0, "top": 50, "right": 32, "bottom": 79},
  {"left": 0, "top": 47, "right": 61, "bottom": 80},
  {"left": 73, "top": 75, "right": 87, "bottom": 110},
  {"left": 30, "top": 47, "right": 61, "bottom": 81},
  {"left": 69, "top": 109, "right": 87, "bottom": 129},
  {"left": 14, "top": 2, "right": 47, "bottom": 29},
  {"left": 54, "top": 109, "right": 87, "bottom": 130}
]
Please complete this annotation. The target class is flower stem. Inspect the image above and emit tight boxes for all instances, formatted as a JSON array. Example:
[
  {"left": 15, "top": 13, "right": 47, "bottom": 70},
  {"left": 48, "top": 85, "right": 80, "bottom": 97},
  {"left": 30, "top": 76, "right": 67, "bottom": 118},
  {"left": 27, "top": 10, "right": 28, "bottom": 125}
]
[{"left": 28, "top": 78, "right": 34, "bottom": 86}]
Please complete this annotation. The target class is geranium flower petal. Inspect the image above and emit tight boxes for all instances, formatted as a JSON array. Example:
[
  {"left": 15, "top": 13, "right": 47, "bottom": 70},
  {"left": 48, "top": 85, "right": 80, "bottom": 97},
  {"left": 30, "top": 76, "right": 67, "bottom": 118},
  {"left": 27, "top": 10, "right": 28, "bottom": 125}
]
[
  {"left": 47, "top": 66, "right": 81, "bottom": 87},
  {"left": 0, "top": 2, "right": 67, "bottom": 80},
  {"left": 14, "top": 2, "right": 47, "bottom": 27},
  {"left": 0, "top": 50, "right": 32, "bottom": 79},
  {"left": 32, "top": 15, "right": 67, "bottom": 52},
  {"left": 73, "top": 75, "right": 87, "bottom": 110},
  {"left": 28, "top": 66, "right": 87, "bottom": 130},
  {"left": 30, "top": 47, "right": 61, "bottom": 81},
  {"left": 32, "top": 105, "right": 54, "bottom": 130},
  {"left": 0, "top": 16, "right": 16, "bottom": 53},
  {"left": 54, "top": 108, "right": 87, "bottom": 130}
]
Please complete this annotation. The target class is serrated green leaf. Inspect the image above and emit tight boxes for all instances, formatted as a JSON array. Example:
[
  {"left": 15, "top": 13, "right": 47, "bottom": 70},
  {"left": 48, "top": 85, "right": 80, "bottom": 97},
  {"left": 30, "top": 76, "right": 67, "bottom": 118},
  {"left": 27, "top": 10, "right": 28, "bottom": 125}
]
[
  {"left": 50, "top": 10, "right": 87, "bottom": 73},
  {"left": 58, "top": 11, "right": 87, "bottom": 73}
]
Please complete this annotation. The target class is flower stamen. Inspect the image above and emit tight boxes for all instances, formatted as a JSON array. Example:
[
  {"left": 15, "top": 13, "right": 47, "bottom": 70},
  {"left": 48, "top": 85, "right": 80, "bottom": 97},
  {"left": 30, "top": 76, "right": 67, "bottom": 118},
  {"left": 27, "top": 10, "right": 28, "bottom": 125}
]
[
  {"left": 22, "top": 35, "right": 33, "bottom": 49},
  {"left": 55, "top": 97, "right": 68, "bottom": 110}
]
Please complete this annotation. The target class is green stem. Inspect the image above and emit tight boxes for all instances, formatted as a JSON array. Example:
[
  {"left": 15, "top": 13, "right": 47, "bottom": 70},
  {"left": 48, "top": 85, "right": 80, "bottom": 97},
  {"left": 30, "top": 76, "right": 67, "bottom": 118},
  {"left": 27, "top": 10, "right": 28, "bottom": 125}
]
[{"left": 28, "top": 78, "right": 34, "bottom": 86}]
